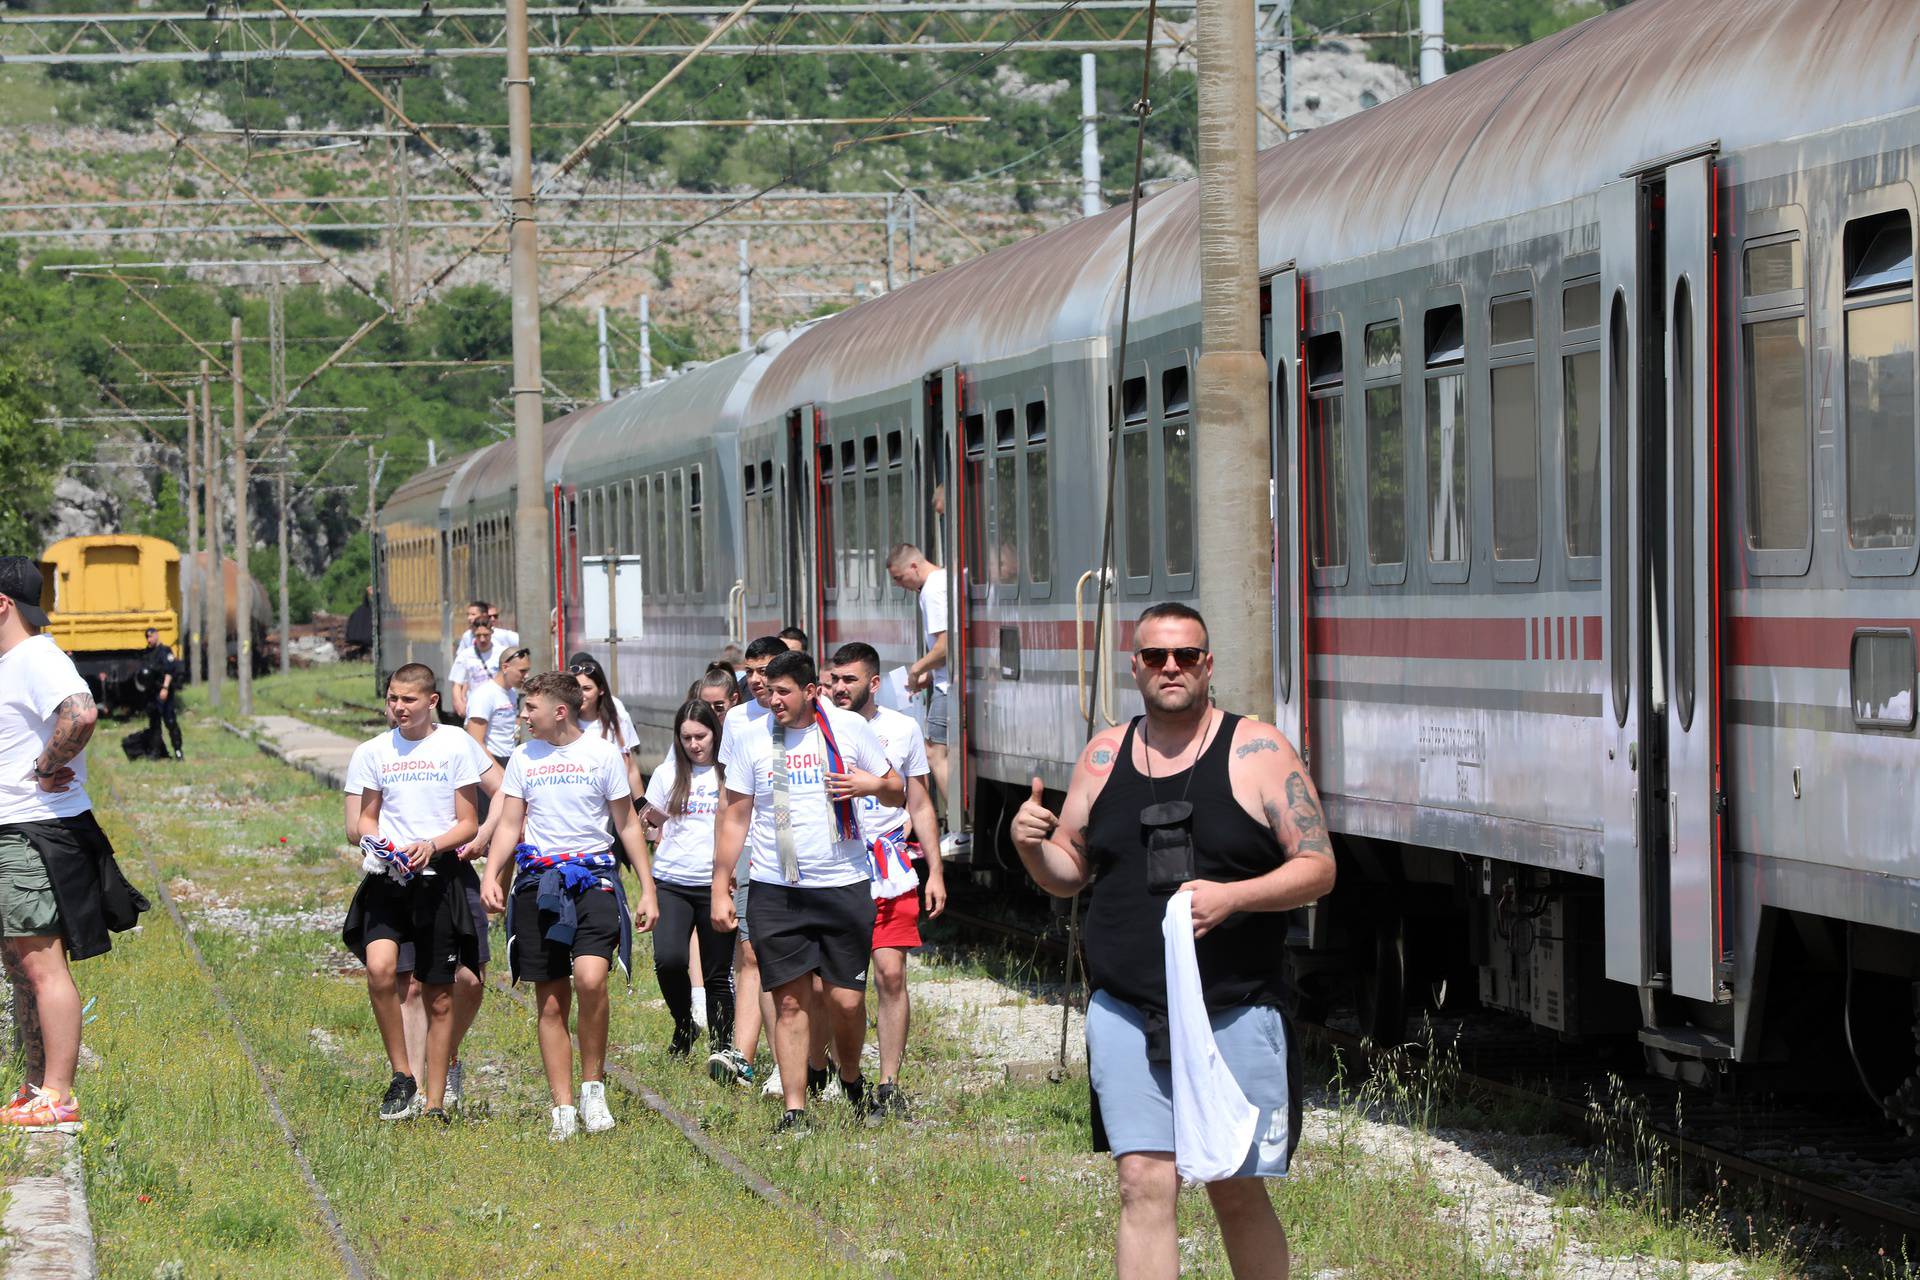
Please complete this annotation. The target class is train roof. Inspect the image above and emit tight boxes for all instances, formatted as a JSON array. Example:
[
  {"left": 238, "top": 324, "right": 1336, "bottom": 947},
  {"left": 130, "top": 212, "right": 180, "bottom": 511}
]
[
  {"left": 552, "top": 339, "right": 785, "bottom": 481},
  {"left": 442, "top": 407, "right": 593, "bottom": 512},
  {"left": 749, "top": 0, "right": 1919, "bottom": 413},
  {"left": 379, "top": 454, "right": 472, "bottom": 529}
]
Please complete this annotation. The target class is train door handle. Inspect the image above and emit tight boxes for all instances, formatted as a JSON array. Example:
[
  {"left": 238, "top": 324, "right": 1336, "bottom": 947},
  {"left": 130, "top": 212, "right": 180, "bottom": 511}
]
[
  {"left": 1073, "top": 569, "right": 1099, "bottom": 721},
  {"left": 1669, "top": 792, "right": 1679, "bottom": 852},
  {"left": 727, "top": 579, "right": 745, "bottom": 644},
  {"left": 1631, "top": 787, "right": 1640, "bottom": 849}
]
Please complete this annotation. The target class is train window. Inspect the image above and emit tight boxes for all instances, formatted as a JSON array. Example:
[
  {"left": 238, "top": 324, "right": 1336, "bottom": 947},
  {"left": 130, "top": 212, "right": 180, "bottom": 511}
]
[
  {"left": 995, "top": 407, "right": 1016, "bottom": 450},
  {"left": 1162, "top": 363, "right": 1191, "bottom": 416},
  {"left": 760, "top": 464, "right": 778, "bottom": 607},
  {"left": 1308, "top": 388, "right": 1348, "bottom": 572},
  {"left": 689, "top": 466, "right": 705, "bottom": 595},
  {"left": 648, "top": 473, "right": 666, "bottom": 595},
  {"left": 1851, "top": 629, "right": 1917, "bottom": 729},
  {"left": 1123, "top": 376, "right": 1148, "bottom": 425},
  {"left": 864, "top": 440, "right": 884, "bottom": 598},
  {"left": 1843, "top": 210, "right": 1916, "bottom": 553},
  {"left": 1165, "top": 419, "right": 1194, "bottom": 577},
  {"left": 1491, "top": 294, "right": 1533, "bottom": 346},
  {"left": 1672, "top": 280, "right": 1696, "bottom": 732},
  {"left": 840, "top": 439, "right": 857, "bottom": 479},
  {"left": 1307, "top": 331, "right": 1342, "bottom": 388},
  {"left": 1365, "top": 321, "right": 1400, "bottom": 376},
  {"left": 668, "top": 469, "right": 685, "bottom": 596},
  {"left": 993, "top": 450, "right": 1018, "bottom": 586},
  {"left": 886, "top": 429, "right": 903, "bottom": 466},
  {"left": 1425, "top": 305, "right": 1467, "bottom": 569},
  {"left": 1563, "top": 281, "right": 1601, "bottom": 333},
  {"left": 1026, "top": 400, "right": 1050, "bottom": 587},
  {"left": 886, "top": 467, "right": 907, "bottom": 595},
  {"left": 817, "top": 446, "right": 837, "bottom": 595},
  {"left": 1365, "top": 385, "right": 1405, "bottom": 567},
  {"left": 1742, "top": 235, "right": 1809, "bottom": 555},
  {"left": 1424, "top": 306, "right": 1465, "bottom": 366},
  {"left": 1608, "top": 295, "right": 1630, "bottom": 727},
  {"left": 964, "top": 413, "right": 988, "bottom": 594},
  {"left": 964, "top": 411, "right": 986, "bottom": 456},
  {"left": 1124, "top": 430, "right": 1151, "bottom": 577},
  {"left": 1565, "top": 351, "right": 1603, "bottom": 559}
]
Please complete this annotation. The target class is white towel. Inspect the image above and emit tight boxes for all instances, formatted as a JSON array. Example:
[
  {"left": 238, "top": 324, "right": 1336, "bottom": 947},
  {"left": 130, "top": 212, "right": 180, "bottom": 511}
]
[{"left": 1162, "top": 890, "right": 1261, "bottom": 1183}]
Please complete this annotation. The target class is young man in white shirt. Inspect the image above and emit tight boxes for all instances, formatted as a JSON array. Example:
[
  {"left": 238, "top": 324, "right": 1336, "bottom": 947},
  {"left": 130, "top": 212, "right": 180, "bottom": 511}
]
[
  {"left": 454, "top": 601, "right": 522, "bottom": 664},
  {"left": 710, "top": 649, "right": 902, "bottom": 1132},
  {"left": 825, "top": 642, "right": 946, "bottom": 1118},
  {"left": 482, "top": 671, "right": 658, "bottom": 1141},
  {"left": 340, "top": 663, "right": 483, "bottom": 1122},
  {"left": 0, "top": 558, "right": 141, "bottom": 1134},
  {"left": 449, "top": 620, "right": 501, "bottom": 722},
  {"left": 885, "top": 545, "right": 951, "bottom": 812},
  {"left": 465, "top": 646, "right": 529, "bottom": 768}
]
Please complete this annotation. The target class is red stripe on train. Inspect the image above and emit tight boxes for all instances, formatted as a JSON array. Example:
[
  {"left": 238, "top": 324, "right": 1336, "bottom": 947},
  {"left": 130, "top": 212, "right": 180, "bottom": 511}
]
[
  {"left": 1727, "top": 616, "right": 1920, "bottom": 669},
  {"left": 1312, "top": 616, "right": 1530, "bottom": 661}
]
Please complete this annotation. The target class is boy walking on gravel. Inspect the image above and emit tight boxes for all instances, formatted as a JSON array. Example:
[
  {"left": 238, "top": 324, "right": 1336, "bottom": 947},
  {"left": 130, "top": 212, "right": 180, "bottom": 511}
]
[
  {"left": 341, "top": 663, "right": 484, "bottom": 1122},
  {"left": 0, "top": 557, "right": 148, "bottom": 1133},
  {"left": 482, "top": 671, "right": 658, "bottom": 1141}
]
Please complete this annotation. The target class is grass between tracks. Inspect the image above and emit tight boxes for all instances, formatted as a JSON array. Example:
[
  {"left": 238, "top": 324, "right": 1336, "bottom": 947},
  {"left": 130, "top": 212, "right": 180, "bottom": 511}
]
[{"left": 38, "top": 670, "right": 1880, "bottom": 1278}]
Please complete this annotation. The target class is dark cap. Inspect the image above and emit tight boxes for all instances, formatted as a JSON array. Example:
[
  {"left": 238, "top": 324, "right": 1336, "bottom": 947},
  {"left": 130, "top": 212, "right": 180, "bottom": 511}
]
[{"left": 0, "top": 558, "right": 50, "bottom": 629}]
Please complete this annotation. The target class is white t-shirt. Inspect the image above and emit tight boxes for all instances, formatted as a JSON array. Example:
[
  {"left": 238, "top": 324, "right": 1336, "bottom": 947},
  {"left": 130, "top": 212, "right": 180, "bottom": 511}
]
[
  {"left": 0, "top": 635, "right": 93, "bottom": 824},
  {"left": 501, "top": 733, "right": 631, "bottom": 856},
  {"left": 642, "top": 754, "right": 720, "bottom": 888},
  {"left": 717, "top": 702, "right": 892, "bottom": 889},
  {"left": 450, "top": 643, "right": 502, "bottom": 690},
  {"left": 581, "top": 697, "right": 639, "bottom": 753},
  {"left": 723, "top": 698, "right": 771, "bottom": 732},
  {"left": 855, "top": 705, "right": 930, "bottom": 842},
  {"left": 918, "top": 567, "right": 950, "bottom": 694},
  {"left": 455, "top": 628, "right": 519, "bottom": 658},
  {"left": 342, "top": 725, "right": 483, "bottom": 849},
  {"left": 465, "top": 679, "right": 519, "bottom": 759}
]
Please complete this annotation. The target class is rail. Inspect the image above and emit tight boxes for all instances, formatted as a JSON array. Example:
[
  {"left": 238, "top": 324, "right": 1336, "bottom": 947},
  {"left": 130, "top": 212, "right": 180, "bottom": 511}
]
[{"left": 1073, "top": 568, "right": 1117, "bottom": 725}]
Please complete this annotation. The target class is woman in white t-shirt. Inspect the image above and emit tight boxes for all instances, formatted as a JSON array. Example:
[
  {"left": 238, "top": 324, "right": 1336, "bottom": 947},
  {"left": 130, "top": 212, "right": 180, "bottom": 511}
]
[
  {"left": 571, "top": 658, "right": 642, "bottom": 798},
  {"left": 639, "top": 700, "right": 733, "bottom": 1061}
]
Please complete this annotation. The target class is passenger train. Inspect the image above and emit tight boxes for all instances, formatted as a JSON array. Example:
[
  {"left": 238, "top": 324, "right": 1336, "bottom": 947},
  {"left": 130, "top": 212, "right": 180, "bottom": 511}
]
[{"left": 377, "top": 0, "right": 1920, "bottom": 1120}]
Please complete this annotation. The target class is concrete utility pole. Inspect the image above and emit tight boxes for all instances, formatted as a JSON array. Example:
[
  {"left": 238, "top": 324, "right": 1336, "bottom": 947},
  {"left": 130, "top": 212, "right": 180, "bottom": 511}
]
[
  {"left": 597, "top": 306, "right": 613, "bottom": 401},
  {"left": 737, "top": 238, "right": 751, "bottom": 352},
  {"left": 1193, "top": 0, "right": 1273, "bottom": 720},
  {"left": 1080, "top": 53, "right": 1103, "bottom": 218},
  {"left": 232, "top": 315, "right": 253, "bottom": 717},
  {"left": 200, "top": 360, "right": 224, "bottom": 705},
  {"left": 184, "top": 380, "right": 199, "bottom": 676},
  {"left": 276, "top": 469, "right": 291, "bottom": 676},
  {"left": 1419, "top": 0, "right": 1447, "bottom": 84},
  {"left": 638, "top": 293, "right": 652, "bottom": 385},
  {"left": 885, "top": 197, "right": 896, "bottom": 291},
  {"left": 506, "top": 0, "right": 552, "bottom": 669}
]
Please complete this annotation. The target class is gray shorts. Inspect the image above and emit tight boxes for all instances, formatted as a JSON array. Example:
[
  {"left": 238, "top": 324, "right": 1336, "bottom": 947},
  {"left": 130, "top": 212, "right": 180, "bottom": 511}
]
[
  {"left": 733, "top": 880, "right": 750, "bottom": 943},
  {"left": 925, "top": 686, "right": 950, "bottom": 746},
  {"left": 1086, "top": 990, "right": 1297, "bottom": 1176},
  {"left": 0, "top": 831, "right": 60, "bottom": 938}
]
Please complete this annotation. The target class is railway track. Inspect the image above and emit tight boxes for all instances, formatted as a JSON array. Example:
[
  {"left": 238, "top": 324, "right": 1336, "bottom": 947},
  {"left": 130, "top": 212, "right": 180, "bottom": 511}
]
[{"left": 936, "top": 898, "right": 1920, "bottom": 1254}]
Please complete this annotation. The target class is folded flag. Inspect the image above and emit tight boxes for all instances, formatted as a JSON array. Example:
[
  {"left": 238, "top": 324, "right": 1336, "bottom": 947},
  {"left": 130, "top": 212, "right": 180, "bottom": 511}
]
[{"left": 361, "top": 835, "right": 413, "bottom": 885}]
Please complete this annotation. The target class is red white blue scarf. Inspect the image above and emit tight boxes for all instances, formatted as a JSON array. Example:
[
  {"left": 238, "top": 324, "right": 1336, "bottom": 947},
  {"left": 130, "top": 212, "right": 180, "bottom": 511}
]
[{"left": 811, "top": 698, "right": 861, "bottom": 843}]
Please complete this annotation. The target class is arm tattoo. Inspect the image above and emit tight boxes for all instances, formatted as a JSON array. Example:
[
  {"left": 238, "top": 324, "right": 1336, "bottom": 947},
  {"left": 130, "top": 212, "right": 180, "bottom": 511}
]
[
  {"left": 1270, "top": 771, "right": 1333, "bottom": 860},
  {"left": 1235, "top": 738, "right": 1280, "bottom": 758},
  {"left": 38, "top": 692, "right": 96, "bottom": 771}
]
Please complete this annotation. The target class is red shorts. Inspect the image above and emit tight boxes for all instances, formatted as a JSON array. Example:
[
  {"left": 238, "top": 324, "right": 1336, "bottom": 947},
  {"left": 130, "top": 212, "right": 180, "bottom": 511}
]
[{"left": 871, "top": 888, "right": 922, "bottom": 950}]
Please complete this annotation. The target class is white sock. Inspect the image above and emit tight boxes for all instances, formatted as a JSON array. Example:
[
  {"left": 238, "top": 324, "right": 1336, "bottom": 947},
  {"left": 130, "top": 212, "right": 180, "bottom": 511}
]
[{"left": 691, "top": 987, "right": 708, "bottom": 1026}]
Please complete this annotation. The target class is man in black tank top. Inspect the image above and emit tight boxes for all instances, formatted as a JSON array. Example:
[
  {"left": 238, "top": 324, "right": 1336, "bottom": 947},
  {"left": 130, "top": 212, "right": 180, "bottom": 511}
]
[{"left": 1011, "top": 602, "right": 1336, "bottom": 1280}]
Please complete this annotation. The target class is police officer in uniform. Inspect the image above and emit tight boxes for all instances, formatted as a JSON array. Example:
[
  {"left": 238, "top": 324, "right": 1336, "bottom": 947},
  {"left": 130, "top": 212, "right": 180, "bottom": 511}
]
[{"left": 139, "top": 628, "right": 183, "bottom": 761}]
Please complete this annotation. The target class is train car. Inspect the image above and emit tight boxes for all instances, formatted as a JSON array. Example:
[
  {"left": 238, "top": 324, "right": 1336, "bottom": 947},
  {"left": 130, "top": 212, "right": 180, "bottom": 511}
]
[
  {"left": 178, "top": 551, "right": 275, "bottom": 680},
  {"left": 379, "top": 0, "right": 1920, "bottom": 1119},
  {"left": 37, "top": 534, "right": 179, "bottom": 710}
]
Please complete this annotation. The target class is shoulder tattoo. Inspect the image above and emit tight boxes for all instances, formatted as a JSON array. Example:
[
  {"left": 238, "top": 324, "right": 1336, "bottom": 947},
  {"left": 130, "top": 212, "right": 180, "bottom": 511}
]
[
  {"left": 1235, "top": 737, "right": 1281, "bottom": 759},
  {"left": 1262, "top": 770, "right": 1333, "bottom": 861}
]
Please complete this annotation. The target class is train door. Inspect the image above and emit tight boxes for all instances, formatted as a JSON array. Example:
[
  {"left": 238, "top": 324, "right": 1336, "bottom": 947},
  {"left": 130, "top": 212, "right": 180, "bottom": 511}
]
[
  {"left": 786, "top": 405, "right": 824, "bottom": 645},
  {"left": 1599, "top": 151, "right": 1728, "bottom": 1010},
  {"left": 920, "top": 365, "right": 969, "bottom": 835},
  {"left": 1263, "top": 266, "right": 1308, "bottom": 758}
]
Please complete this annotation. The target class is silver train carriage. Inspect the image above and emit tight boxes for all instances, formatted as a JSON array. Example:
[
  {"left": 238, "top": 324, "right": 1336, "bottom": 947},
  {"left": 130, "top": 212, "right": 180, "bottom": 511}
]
[{"left": 377, "top": 0, "right": 1920, "bottom": 1107}]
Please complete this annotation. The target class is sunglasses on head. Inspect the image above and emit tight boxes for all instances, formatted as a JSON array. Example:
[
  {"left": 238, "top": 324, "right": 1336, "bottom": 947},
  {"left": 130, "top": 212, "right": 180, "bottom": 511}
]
[
  {"left": 505, "top": 647, "right": 531, "bottom": 662},
  {"left": 568, "top": 662, "right": 598, "bottom": 675},
  {"left": 1135, "top": 646, "right": 1208, "bottom": 670}
]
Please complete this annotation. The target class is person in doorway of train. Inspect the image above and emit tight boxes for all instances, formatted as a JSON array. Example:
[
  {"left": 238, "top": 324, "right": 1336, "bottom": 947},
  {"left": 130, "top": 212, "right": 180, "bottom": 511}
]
[
  {"left": 139, "top": 627, "right": 183, "bottom": 762},
  {"left": 449, "top": 618, "right": 501, "bottom": 722},
  {"left": 884, "top": 545, "right": 953, "bottom": 818},
  {"left": 709, "top": 649, "right": 901, "bottom": 1132},
  {"left": 639, "top": 700, "right": 737, "bottom": 1066},
  {"left": 465, "top": 646, "right": 529, "bottom": 770},
  {"left": 824, "top": 642, "right": 945, "bottom": 1118},
  {"left": 340, "top": 663, "right": 484, "bottom": 1123},
  {"left": 0, "top": 557, "right": 147, "bottom": 1134},
  {"left": 481, "top": 671, "right": 658, "bottom": 1141},
  {"left": 1010, "top": 602, "right": 1337, "bottom": 1280}
]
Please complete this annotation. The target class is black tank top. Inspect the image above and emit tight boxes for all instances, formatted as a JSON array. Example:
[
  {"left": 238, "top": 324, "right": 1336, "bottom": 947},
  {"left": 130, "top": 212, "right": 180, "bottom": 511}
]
[{"left": 1083, "top": 712, "right": 1290, "bottom": 1015}]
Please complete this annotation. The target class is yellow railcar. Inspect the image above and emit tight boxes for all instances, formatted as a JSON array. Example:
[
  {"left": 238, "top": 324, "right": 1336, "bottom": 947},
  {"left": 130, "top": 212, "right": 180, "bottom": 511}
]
[{"left": 36, "top": 535, "right": 180, "bottom": 710}]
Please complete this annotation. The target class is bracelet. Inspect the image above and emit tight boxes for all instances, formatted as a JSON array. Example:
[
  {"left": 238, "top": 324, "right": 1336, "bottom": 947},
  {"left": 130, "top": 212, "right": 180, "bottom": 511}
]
[{"left": 32, "top": 762, "right": 58, "bottom": 779}]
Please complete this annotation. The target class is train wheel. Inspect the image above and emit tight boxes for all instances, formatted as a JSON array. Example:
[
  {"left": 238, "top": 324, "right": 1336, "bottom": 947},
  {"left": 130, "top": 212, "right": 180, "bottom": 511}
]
[{"left": 1354, "top": 915, "right": 1408, "bottom": 1046}]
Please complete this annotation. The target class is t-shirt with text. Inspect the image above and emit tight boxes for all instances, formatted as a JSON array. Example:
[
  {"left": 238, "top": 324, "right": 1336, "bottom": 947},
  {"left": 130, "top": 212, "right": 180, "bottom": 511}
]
[
  {"left": 854, "top": 705, "right": 929, "bottom": 842},
  {"left": 501, "top": 733, "right": 631, "bottom": 857},
  {"left": 342, "top": 724, "right": 483, "bottom": 851},
  {"left": 0, "top": 635, "right": 93, "bottom": 824},
  {"left": 642, "top": 754, "right": 720, "bottom": 887},
  {"left": 466, "top": 679, "right": 519, "bottom": 759},
  {"left": 717, "top": 702, "right": 891, "bottom": 889}
]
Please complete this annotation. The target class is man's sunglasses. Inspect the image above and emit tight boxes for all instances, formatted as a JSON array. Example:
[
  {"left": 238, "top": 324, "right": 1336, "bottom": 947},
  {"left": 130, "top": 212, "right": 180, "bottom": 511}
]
[
  {"left": 505, "top": 647, "right": 531, "bottom": 662},
  {"left": 1135, "top": 646, "right": 1209, "bottom": 670}
]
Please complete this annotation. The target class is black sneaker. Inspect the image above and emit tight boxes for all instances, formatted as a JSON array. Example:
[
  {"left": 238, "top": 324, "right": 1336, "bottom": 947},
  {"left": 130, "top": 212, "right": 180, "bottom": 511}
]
[
  {"left": 868, "top": 1082, "right": 908, "bottom": 1119},
  {"left": 839, "top": 1073, "right": 866, "bottom": 1111},
  {"left": 774, "top": 1108, "right": 810, "bottom": 1135},
  {"left": 378, "top": 1072, "right": 418, "bottom": 1121},
  {"left": 421, "top": 1107, "right": 450, "bottom": 1126},
  {"left": 668, "top": 1023, "right": 696, "bottom": 1059}
]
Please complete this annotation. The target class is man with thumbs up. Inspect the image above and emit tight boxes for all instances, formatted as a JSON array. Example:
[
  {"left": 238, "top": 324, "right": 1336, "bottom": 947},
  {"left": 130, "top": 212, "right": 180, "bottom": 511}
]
[{"left": 1010, "top": 602, "right": 1336, "bottom": 1280}]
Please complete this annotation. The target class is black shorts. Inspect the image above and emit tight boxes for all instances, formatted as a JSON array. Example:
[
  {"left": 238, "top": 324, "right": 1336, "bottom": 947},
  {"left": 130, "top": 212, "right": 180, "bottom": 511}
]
[
  {"left": 745, "top": 881, "right": 878, "bottom": 992},
  {"left": 354, "top": 870, "right": 475, "bottom": 986},
  {"left": 396, "top": 863, "right": 490, "bottom": 974},
  {"left": 510, "top": 879, "right": 621, "bottom": 983}
]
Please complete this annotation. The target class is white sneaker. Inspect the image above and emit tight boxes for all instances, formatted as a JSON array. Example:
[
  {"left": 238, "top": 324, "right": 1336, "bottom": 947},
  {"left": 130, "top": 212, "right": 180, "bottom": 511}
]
[
  {"left": 444, "top": 1060, "right": 464, "bottom": 1112},
  {"left": 761, "top": 1066, "right": 784, "bottom": 1097},
  {"left": 548, "top": 1104, "right": 579, "bottom": 1141},
  {"left": 578, "top": 1080, "right": 616, "bottom": 1133},
  {"left": 939, "top": 832, "right": 973, "bottom": 861}
]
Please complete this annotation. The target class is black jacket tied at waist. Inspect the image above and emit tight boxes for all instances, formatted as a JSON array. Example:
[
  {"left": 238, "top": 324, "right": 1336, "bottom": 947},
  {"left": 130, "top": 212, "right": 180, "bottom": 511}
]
[{"left": 0, "top": 810, "right": 150, "bottom": 961}]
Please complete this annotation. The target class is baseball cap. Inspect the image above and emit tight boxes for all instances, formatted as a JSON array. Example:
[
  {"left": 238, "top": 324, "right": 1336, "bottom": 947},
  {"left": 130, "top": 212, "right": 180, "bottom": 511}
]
[{"left": 0, "top": 558, "right": 50, "bottom": 629}]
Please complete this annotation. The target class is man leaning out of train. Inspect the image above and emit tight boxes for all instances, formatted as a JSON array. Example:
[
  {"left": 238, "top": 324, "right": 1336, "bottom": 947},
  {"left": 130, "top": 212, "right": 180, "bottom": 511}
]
[
  {"left": 0, "top": 557, "right": 150, "bottom": 1132},
  {"left": 1011, "top": 601, "right": 1335, "bottom": 1280}
]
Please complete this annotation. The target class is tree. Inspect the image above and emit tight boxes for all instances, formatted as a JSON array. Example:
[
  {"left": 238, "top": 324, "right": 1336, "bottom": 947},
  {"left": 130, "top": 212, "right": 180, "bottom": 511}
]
[{"left": 0, "top": 366, "right": 62, "bottom": 556}]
